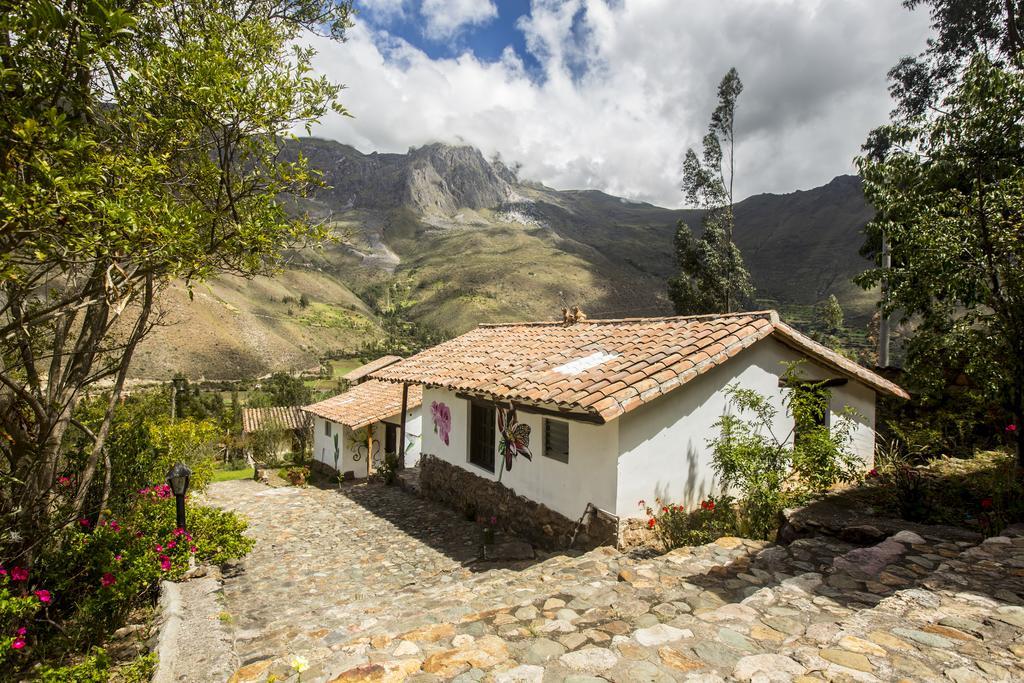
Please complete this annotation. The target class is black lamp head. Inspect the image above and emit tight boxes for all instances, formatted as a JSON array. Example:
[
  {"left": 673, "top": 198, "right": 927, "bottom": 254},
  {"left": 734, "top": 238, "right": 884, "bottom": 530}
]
[{"left": 166, "top": 462, "right": 192, "bottom": 496}]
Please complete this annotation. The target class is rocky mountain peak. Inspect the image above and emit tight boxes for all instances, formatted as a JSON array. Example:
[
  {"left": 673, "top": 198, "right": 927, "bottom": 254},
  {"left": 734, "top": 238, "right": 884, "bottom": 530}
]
[{"left": 292, "top": 138, "right": 513, "bottom": 215}]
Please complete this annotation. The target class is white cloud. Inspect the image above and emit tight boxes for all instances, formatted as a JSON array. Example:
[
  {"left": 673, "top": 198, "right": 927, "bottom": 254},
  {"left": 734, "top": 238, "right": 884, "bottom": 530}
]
[
  {"left": 420, "top": 0, "right": 498, "bottom": 40},
  {"left": 306, "top": 0, "right": 931, "bottom": 208},
  {"left": 356, "top": 0, "right": 408, "bottom": 22}
]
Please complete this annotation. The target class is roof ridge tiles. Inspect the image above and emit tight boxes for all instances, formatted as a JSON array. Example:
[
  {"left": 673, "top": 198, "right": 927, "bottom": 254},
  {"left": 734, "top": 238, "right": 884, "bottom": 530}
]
[{"left": 476, "top": 310, "right": 779, "bottom": 328}]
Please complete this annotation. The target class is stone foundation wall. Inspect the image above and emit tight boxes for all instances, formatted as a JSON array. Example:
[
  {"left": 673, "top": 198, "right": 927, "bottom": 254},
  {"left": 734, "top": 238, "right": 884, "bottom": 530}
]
[
  {"left": 419, "top": 454, "right": 617, "bottom": 551},
  {"left": 618, "top": 517, "right": 660, "bottom": 551}
]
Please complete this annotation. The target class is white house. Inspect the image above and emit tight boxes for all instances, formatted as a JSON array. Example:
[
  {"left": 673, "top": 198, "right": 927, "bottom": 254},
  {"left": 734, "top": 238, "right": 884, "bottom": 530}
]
[
  {"left": 304, "top": 359, "right": 423, "bottom": 478},
  {"left": 370, "top": 311, "right": 908, "bottom": 548}
]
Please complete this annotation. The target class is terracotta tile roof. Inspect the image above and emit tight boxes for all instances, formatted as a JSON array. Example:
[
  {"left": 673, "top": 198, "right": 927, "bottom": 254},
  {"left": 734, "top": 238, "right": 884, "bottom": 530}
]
[
  {"left": 343, "top": 356, "right": 403, "bottom": 383},
  {"left": 370, "top": 311, "right": 909, "bottom": 423},
  {"left": 302, "top": 379, "right": 423, "bottom": 430},
  {"left": 241, "top": 406, "right": 309, "bottom": 434}
]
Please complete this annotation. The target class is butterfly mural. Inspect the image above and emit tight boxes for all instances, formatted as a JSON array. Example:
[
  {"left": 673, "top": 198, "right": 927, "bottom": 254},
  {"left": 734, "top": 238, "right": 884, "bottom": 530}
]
[{"left": 497, "top": 406, "right": 532, "bottom": 481}]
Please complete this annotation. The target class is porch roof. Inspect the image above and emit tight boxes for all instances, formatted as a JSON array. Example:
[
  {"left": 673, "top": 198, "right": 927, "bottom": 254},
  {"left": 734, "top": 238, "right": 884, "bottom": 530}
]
[
  {"left": 370, "top": 310, "right": 909, "bottom": 423},
  {"left": 302, "top": 379, "right": 423, "bottom": 430}
]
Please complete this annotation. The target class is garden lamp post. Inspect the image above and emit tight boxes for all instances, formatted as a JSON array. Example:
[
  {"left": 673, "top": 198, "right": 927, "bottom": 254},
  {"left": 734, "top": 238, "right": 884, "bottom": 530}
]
[{"left": 166, "top": 462, "right": 192, "bottom": 532}]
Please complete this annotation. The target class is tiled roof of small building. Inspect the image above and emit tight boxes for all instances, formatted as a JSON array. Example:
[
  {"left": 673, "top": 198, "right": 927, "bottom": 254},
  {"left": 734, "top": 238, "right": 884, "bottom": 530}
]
[
  {"left": 370, "top": 311, "right": 909, "bottom": 423},
  {"left": 241, "top": 406, "right": 309, "bottom": 434},
  {"left": 302, "top": 379, "right": 423, "bottom": 430},
  {"left": 342, "top": 356, "right": 403, "bottom": 383}
]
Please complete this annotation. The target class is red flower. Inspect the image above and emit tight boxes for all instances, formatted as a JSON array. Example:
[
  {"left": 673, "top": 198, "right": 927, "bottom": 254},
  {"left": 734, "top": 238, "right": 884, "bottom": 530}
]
[
  {"left": 661, "top": 506, "right": 668, "bottom": 513},
  {"left": 700, "top": 500, "right": 716, "bottom": 511},
  {"left": 10, "top": 567, "right": 28, "bottom": 582},
  {"left": 100, "top": 573, "right": 116, "bottom": 588},
  {"left": 867, "top": 468, "right": 879, "bottom": 478},
  {"left": 647, "top": 518, "right": 656, "bottom": 529},
  {"left": 78, "top": 518, "right": 90, "bottom": 528},
  {"left": 34, "top": 590, "right": 51, "bottom": 604},
  {"left": 980, "top": 498, "right": 993, "bottom": 510},
  {"left": 1007, "top": 424, "right": 1018, "bottom": 433},
  {"left": 11, "top": 637, "right": 25, "bottom": 650},
  {"left": 58, "top": 476, "right": 71, "bottom": 487}
]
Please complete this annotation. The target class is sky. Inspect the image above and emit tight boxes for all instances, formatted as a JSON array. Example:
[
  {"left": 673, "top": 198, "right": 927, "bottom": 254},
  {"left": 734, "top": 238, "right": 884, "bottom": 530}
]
[{"left": 306, "top": 0, "right": 933, "bottom": 208}]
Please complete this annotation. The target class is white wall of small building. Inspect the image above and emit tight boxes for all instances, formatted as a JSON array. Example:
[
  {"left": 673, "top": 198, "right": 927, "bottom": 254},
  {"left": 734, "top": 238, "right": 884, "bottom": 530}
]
[
  {"left": 421, "top": 387, "right": 619, "bottom": 522},
  {"left": 615, "top": 338, "right": 877, "bottom": 519},
  {"left": 311, "top": 408, "right": 423, "bottom": 477}
]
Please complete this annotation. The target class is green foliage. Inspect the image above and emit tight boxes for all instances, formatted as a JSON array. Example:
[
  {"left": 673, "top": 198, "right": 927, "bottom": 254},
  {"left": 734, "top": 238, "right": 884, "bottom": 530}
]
[
  {"left": 250, "top": 372, "right": 313, "bottom": 407},
  {"left": 709, "top": 364, "right": 861, "bottom": 539},
  {"left": 816, "top": 295, "right": 844, "bottom": 334},
  {"left": 670, "top": 67, "right": 754, "bottom": 315},
  {"left": 358, "top": 279, "right": 450, "bottom": 358},
  {"left": 0, "top": 0, "right": 352, "bottom": 580},
  {"left": 865, "top": 450, "right": 1024, "bottom": 534},
  {"left": 861, "top": 6, "right": 1024, "bottom": 465},
  {"left": 148, "top": 418, "right": 220, "bottom": 493},
  {"left": 36, "top": 648, "right": 111, "bottom": 682},
  {"left": 640, "top": 497, "right": 738, "bottom": 550},
  {"left": 376, "top": 452, "right": 400, "bottom": 486}
]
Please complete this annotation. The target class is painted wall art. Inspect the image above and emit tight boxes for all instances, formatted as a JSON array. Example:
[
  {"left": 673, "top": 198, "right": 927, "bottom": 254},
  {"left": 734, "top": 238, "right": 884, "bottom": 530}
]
[
  {"left": 431, "top": 400, "right": 451, "bottom": 446},
  {"left": 498, "top": 406, "right": 531, "bottom": 480}
]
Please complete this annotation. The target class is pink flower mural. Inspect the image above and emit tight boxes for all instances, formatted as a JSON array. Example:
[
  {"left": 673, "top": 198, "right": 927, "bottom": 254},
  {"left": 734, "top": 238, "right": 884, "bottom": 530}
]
[{"left": 431, "top": 401, "right": 451, "bottom": 446}]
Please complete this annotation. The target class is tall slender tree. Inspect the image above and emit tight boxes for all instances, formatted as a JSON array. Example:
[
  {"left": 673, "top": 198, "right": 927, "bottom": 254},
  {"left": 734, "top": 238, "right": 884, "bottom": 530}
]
[{"left": 669, "top": 68, "right": 754, "bottom": 315}]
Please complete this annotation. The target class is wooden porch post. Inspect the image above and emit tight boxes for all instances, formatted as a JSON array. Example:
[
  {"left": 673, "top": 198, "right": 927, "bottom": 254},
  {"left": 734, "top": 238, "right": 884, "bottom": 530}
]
[
  {"left": 398, "top": 383, "right": 409, "bottom": 470},
  {"left": 367, "top": 428, "right": 374, "bottom": 478}
]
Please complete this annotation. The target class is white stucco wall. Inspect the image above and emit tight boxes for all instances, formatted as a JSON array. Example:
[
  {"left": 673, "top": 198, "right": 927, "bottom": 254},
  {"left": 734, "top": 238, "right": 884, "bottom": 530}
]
[
  {"left": 421, "top": 388, "right": 619, "bottom": 521},
  {"left": 311, "top": 416, "right": 422, "bottom": 478},
  {"left": 381, "top": 406, "right": 423, "bottom": 469},
  {"left": 615, "top": 338, "right": 877, "bottom": 519}
]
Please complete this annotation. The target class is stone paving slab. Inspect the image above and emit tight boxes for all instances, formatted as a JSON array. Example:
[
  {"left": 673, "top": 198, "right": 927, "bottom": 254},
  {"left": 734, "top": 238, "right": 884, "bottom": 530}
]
[{"left": 202, "top": 480, "right": 1024, "bottom": 683}]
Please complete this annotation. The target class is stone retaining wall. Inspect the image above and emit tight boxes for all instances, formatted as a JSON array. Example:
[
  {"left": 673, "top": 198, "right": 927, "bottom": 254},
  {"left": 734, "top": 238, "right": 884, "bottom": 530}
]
[{"left": 418, "top": 454, "right": 617, "bottom": 550}]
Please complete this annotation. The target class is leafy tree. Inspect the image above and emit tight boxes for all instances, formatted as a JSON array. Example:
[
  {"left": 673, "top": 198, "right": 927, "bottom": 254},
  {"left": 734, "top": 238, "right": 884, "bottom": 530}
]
[
  {"left": 859, "top": 1, "right": 1024, "bottom": 465},
  {"left": 0, "top": 0, "right": 352, "bottom": 561},
  {"left": 816, "top": 295, "right": 844, "bottom": 334},
  {"left": 669, "top": 68, "right": 754, "bottom": 314},
  {"left": 256, "top": 372, "right": 313, "bottom": 407}
]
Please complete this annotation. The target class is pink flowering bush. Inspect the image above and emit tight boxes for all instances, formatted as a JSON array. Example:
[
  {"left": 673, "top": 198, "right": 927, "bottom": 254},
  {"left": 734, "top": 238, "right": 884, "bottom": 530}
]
[
  {"left": 2, "top": 484, "right": 251, "bottom": 673},
  {"left": 639, "top": 496, "right": 738, "bottom": 550}
]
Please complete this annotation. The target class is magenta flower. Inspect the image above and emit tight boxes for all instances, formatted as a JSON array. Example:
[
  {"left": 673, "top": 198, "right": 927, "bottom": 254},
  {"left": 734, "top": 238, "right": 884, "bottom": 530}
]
[
  {"left": 173, "top": 528, "right": 185, "bottom": 537},
  {"left": 16, "top": 627, "right": 26, "bottom": 636},
  {"left": 155, "top": 544, "right": 163, "bottom": 552},
  {"left": 166, "top": 541, "right": 176, "bottom": 550},
  {"left": 11, "top": 637, "right": 25, "bottom": 650},
  {"left": 34, "top": 590, "right": 51, "bottom": 604},
  {"left": 115, "top": 554, "right": 123, "bottom": 562},
  {"left": 1007, "top": 424, "right": 1018, "bottom": 433},
  {"left": 0, "top": 567, "right": 7, "bottom": 577},
  {"left": 78, "top": 518, "right": 90, "bottom": 528},
  {"left": 489, "top": 516, "right": 497, "bottom": 525},
  {"left": 189, "top": 545, "right": 197, "bottom": 553},
  {"left": 10, "top": 567, "right": 28, "bottom": 582},
  {"left": 159, "top": 555, "right": 171, "bottom": 572},
  {"left": 58, "top": 476, "right": 71, "bottom": 487},
  {"left": 100, "top": 573, "right": 116, "bottom": 588}
]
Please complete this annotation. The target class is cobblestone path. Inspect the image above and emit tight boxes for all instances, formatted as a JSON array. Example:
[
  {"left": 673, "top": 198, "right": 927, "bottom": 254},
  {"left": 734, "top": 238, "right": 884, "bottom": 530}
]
[{"left": 206, "top": 480, "right": 1024, "bottom": 683}]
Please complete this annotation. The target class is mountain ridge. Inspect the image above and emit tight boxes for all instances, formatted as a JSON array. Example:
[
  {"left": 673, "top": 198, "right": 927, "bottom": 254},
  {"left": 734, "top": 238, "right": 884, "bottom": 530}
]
[{"left": 131, "top": 138, "right": 877, "bottom": 380}]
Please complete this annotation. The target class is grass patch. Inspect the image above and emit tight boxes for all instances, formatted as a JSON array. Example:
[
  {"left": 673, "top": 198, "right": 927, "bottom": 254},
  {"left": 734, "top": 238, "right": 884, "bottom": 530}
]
[{"left": 211, "top": 466, "right": 254, "bottom": 482}]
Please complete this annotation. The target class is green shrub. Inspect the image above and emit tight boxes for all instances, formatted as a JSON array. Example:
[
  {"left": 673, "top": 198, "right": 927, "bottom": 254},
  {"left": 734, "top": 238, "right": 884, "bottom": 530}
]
[
  {"left": 710, "top": 364, "right": 862, "bottom": 540},
  {"left": 2, "top": 486, "right": 252, "bottom": 675},
  {"left": 376, "top": 452, "right": 400, "bottom": 486},
  {"left": 640, "top": 496, "right": 738, "bottom": 550}
]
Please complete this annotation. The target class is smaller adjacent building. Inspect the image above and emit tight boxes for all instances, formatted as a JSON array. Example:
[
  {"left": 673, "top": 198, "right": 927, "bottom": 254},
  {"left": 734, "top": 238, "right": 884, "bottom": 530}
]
[
  {"left": 241, "top": 406, "right": 311, "bottom": 462},
  {"left": 371, "top": 311, "right": 908, "bottom": 549},
  {"left": 304, "top": 358, "right": 423, "bottom": 478}
]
